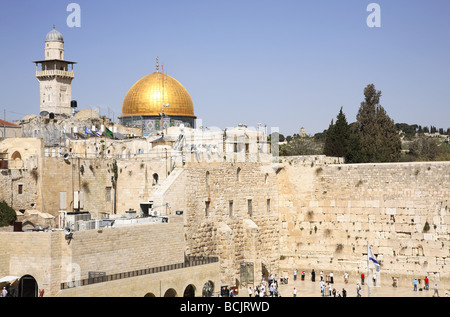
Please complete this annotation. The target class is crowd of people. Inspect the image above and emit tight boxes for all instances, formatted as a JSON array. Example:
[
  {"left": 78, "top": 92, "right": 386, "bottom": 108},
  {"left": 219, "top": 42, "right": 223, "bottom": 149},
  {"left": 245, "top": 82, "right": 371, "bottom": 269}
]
[
  {"left": 247, "top": 274, "right": 282, "bottom": 297},
  {"left": 243, "top": 269, "right": 444, "bottom": 297}
]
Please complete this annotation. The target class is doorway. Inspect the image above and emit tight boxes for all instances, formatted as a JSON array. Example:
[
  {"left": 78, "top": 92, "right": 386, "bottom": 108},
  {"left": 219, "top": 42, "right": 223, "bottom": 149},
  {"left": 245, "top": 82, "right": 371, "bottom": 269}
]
[{"left": 18, "top": 275, "right": 38, "bottom": 297}]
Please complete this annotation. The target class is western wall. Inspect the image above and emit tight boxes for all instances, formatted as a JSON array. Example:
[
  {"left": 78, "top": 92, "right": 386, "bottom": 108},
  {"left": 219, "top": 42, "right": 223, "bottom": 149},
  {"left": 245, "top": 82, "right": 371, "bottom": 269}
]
[{"left": 277, "top": 156, "right": 449, "bottom": 287}]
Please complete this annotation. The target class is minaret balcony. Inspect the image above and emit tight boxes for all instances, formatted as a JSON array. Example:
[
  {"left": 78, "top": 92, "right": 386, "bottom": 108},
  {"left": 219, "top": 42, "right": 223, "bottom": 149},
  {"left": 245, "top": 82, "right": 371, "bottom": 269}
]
[{"left": 36, "top": 69, "right": 74, "bottom": 79}]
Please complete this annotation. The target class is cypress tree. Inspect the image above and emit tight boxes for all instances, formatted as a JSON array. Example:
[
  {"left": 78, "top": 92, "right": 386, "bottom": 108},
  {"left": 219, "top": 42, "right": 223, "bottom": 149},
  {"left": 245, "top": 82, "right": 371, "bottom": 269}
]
[
  {"left": 324, "top": 107, "right": 350, "bottom": 160},
  {"left": 323, "top": 119, "right": 335, "bottom": 156},
  {"left": 333, "top": 107, "right": 350, "bottom": 158},
  {"left": 353, "top": 84, "right": 401, "bottom": 163}
]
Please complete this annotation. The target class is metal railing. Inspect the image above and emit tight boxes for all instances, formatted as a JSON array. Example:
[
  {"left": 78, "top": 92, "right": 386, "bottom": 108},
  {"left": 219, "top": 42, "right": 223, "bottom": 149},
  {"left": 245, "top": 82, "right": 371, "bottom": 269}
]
[{"left": 60, "top": 256, "right": 219, "bottom": 290}]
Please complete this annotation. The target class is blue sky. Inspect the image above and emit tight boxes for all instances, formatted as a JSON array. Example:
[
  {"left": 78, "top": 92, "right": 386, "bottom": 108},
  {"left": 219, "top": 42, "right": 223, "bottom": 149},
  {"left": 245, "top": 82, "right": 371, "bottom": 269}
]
[{"left": 0, "top": 0, "right": 449, "bottom": 136}]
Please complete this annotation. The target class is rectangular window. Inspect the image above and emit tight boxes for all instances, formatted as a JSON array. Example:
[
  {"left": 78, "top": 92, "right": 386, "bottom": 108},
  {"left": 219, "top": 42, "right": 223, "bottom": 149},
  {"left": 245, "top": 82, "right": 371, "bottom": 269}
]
[
  {"left": 106, "top": 187, "right": 112, "bottom": 202},
  {"left": 267, "top": 199, "right": 271, "bottom": 213},
  {"left": 205, "top": 201, "right": 210, "bottom": 217},
  {"left": 18, "top": 184, "right": 23, "bottom": 195},
  {"left": 247, "top": 199, "right": 252, "bottom": 217},
  {"left": 229, "top": 200, "right": 233, "bottom": 217}
]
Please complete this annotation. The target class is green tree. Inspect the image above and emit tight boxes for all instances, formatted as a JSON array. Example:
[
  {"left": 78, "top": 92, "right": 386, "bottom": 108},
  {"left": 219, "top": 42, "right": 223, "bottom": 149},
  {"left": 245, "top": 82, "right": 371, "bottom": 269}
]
[
  {"left": 323, "top": 119, "right": 335, "bottom": 156},
  {"left": 0, "top": 200, "right": 16, "bottom": 227},
  {"left": 353, "top": 84, "right": 401, "bottom": 162},
  {"left": 345, "top": 127, "right": 364, "bottom": 163},
  {"left": 409, "top": 138, "right": 440, "bottom": 161},
  {"left": 324, "top": 107, "right": 350, "bottom": 159}
]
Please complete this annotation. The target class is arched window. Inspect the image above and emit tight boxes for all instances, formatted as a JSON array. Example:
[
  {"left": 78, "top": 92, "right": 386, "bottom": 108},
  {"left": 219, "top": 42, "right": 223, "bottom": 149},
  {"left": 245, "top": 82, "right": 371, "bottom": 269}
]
[
  {"left": 11, "top": 151, "right": 23, "bottom": 169},
  {"left": 202, "top": 280, "right": 214, "bottom": 297},
  {"left": 152, "top": 173, "right": 159, "bottom": 185},
  {"left": 164, "top": 288, "right": 177, "bottom": 297},
  {"left": 18, "top": 275, "right": 38, "bottom": 297},
  {"left": 205, "top": 171, "right": 210, "bottom": 185},
  {"left": 236, "top": 167, "right": 241, "bottom": 182},
  {"left": 11, "top": 151, "right": 22, "bottom": 161},
  {"left": 183, "top": 284, "right": 196, "bottom": 297}
]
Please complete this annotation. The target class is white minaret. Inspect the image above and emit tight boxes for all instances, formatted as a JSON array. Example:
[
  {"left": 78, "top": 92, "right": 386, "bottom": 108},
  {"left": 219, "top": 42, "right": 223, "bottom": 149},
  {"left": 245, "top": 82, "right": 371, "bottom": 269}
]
[{"left": 33, "top": 26, "right": 76, "bottom": 117}]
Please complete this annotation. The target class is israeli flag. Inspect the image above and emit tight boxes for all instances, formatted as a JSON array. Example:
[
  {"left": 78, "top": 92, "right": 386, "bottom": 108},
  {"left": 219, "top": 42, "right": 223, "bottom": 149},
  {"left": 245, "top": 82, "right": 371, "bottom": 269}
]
[
  {"left": 84, "top": 126, "right": 95, "bottom": 136},
  {"left": 368, "top": 244, "right": 380, "bottom": 272}
]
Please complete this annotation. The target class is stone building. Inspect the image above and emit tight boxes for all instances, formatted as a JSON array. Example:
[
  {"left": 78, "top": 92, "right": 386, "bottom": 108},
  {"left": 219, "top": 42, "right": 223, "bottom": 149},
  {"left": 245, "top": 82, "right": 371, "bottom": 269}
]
[{"left": 33, "top": 27, "right": 76, "bottom": 117}]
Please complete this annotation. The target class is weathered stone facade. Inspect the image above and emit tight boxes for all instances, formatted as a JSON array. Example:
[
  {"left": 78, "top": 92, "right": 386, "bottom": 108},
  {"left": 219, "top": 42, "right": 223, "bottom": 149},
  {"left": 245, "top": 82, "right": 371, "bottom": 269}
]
[
  {"left": 181, "top": 161, "right": 280, "bottom": 286},
  {"left": 277, "top": 157, "right": 450, "bottom": 287},
  {"left": 0, "top": 215, "right": 219, "bottom": 297}
]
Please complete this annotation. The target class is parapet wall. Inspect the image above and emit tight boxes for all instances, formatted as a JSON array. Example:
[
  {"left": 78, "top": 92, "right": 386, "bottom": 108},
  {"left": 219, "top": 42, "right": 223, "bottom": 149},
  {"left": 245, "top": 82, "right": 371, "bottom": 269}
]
[
  {"left": 278, "top": 159, "right": 450, "bottom": 288},
  {"left": 0, "top": 216, "right": 185, "bottom": 296}
]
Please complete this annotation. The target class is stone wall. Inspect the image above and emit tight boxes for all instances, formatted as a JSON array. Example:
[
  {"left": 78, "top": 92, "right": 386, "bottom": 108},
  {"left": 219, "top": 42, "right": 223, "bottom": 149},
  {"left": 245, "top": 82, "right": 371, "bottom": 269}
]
[
  {"left": 180, "top": 161, "right": 280, "bottom": 286},
  {"left": 23, "top": 155, "right": 169, "bottom": 219},
  {"left": 278, "top": 158, "right": 450, "bottom": 288},
  {"left": 0, "top": 216, "right": 186, "bottom": 296},
  {"left": 0, "top": 138, "right": 41, "bottom": 213},
  {"left": 57, "top": 262, "right": 220, "bottom": 297}
]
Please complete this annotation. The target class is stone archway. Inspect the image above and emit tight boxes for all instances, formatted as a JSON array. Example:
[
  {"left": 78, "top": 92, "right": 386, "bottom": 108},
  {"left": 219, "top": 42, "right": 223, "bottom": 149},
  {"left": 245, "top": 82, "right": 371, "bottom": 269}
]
[
  {"left": 183, "top": 284, "right": 196, "bottom": 297},
  {"left": 144, "top": 292, "right": 156, "bottom": 297},
  {"left": 163, "top": 288, "right": 177, "bottom": 297},
  {"left": 10, "top": 151, "right": 23, "bottom": 169},
  {"left": 202, "top": 280, "right": 214, "bottom": 297},
  {"left": 18, "top": 275, "right": 38, "bottom": 297}
]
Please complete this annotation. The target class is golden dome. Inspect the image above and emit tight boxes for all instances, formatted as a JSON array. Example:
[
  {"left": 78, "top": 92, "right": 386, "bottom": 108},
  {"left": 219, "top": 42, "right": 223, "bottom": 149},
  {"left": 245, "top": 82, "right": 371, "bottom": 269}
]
[{"left": 122, "top": 70, "right": 195, "bottom": 118}]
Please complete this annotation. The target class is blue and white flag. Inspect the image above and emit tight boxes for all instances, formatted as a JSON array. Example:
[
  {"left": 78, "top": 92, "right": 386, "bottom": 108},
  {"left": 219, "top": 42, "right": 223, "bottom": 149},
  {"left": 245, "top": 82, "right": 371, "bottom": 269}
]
[
  {"left": 85, "top": 126, "right": 101, "bottom": 137},
  {"left": 84, "top": 126, "right": 95, "bottom": 136},
  {"left": 368, "top": 244, "right": 380, "bottom": 272}
]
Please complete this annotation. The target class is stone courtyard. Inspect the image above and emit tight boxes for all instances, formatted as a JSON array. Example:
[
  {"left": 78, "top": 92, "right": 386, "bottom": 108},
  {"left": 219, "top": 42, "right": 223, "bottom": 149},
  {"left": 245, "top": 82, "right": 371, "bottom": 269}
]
[{"left": 236, "top": 277, "right": 446, "bottom": 297}]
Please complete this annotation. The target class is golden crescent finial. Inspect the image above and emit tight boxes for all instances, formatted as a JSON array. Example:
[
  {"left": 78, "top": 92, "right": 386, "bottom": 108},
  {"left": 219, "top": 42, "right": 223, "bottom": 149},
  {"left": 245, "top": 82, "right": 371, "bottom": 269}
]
[{"left": 156, "top": 56, "right": 159, "bottom": 72}]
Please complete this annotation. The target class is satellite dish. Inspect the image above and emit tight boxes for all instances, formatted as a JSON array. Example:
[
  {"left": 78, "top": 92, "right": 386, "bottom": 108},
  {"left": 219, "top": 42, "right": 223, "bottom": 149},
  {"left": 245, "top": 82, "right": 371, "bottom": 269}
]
[
  {"left": 63, "top": 153, "right": 70, "bottom": 160},
  {"left": 40, "top": 111, "right": 49, "bottom": 117}
]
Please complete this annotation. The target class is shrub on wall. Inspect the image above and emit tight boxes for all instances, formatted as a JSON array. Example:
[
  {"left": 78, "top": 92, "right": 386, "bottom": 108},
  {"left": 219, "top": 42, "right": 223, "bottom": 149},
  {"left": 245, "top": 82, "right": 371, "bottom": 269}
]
[{"left": 0, "top": 200, "right": 16, "bottom": 227}]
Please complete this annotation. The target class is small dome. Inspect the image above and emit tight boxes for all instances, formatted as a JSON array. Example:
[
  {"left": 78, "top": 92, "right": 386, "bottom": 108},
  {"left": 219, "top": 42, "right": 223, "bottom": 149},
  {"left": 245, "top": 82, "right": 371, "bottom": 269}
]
[{"left": 45, "top": 26, "right": 64, "bottom": 42}]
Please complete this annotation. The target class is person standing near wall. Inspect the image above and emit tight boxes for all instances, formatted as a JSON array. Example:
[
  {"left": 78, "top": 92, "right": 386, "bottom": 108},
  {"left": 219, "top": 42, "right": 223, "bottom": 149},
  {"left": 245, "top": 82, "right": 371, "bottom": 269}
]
[{"left": 433, "top": 284, "right": 439, "bottom": 297}]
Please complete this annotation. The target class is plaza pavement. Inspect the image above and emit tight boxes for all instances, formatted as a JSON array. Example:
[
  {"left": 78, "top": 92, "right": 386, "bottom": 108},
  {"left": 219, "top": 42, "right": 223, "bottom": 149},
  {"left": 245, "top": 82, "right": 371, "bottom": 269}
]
[{"left": 237, "top": 278, "right": 447, "bottom": 297}]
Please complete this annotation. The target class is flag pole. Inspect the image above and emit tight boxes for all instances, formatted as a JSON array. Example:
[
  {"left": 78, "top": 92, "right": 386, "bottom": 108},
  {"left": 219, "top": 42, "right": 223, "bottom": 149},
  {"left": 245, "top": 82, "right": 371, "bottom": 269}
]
[{"left": 367, "top": 241, "right": 370, "bottom": 297}]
